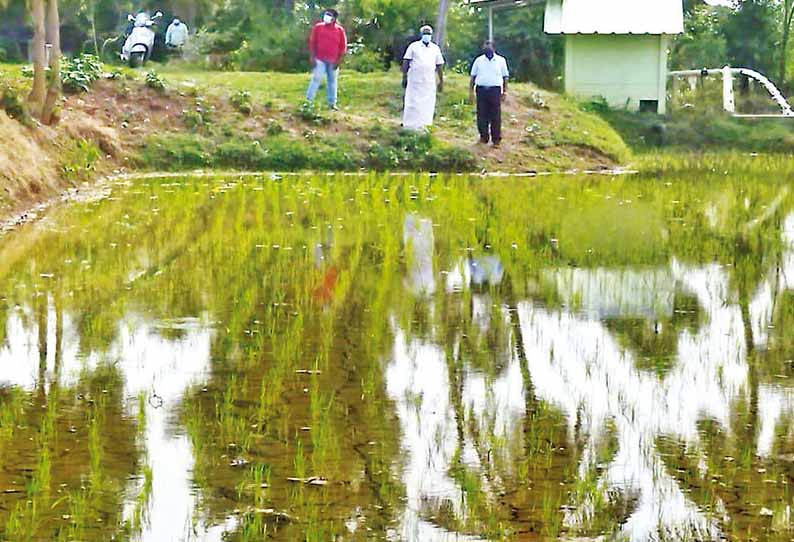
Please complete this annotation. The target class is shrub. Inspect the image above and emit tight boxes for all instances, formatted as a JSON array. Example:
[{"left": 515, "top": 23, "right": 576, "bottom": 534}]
[
  {"left": 181, "top": 109, "right": 205, "bottom": 129},
  {"left": 60, "top": 139, "right": 102, "bottom": 183},
  {"left": 145, "top": 70, "right": 166, "bottom": 92},
  {"left": 230, "top": 90, "right": 253, "bottom": 115},
  {"left": 61, "top": 54, "right": 104, "bottom": 93},
  {"left": 266, "top": 119, "right": 284, "bottom": 136},
  {"left": 0, "top": 37, "right": 23, "bottom": 62},
  {"left": 424, "top": 145, "right": 477, "bottom": 172},
  {"left": 140, "top": 134, "right": 212, "bottom": 170},
  {"left": 214, "top": 140, "right": 268, "bottom": 169},
  {"left": 0, "top": 82, "right": 30, "bottom": 124},
  {"left": 346, "top": 41, "right": 385, "bottom": 73},
  {"left": 262, "top": 137, "right": 310, "bottom": 170},
  {"left": 313, "top": 143, "right": 365, "bottom": 170},
  {"left": 297, "top": 101, "right": 329, "bottom": 125}
]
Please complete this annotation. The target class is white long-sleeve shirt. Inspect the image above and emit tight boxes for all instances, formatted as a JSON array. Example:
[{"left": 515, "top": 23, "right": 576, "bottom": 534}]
[{"left": 166, "top": 21, "right": 188, "bottom": 46}]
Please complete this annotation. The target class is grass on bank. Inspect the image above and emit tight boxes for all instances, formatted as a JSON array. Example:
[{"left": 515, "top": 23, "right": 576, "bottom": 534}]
[
  {"left": 154, "top": 65, "right": 631, "bottom": 171},
  {"left": 590, "top": 102, "right": 794, "bottom": 155}
]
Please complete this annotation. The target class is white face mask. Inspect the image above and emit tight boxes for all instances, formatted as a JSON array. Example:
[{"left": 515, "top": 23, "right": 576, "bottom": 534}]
[
  {"left": 421, "top": 34, "right": 432, "bottom": 44},
  {"left": 323, "top": 14, "right": 334, "bottom": 24}
]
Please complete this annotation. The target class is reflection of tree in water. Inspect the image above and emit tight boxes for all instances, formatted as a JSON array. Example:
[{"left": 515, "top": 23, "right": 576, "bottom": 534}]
[
  {"left": 0, "top": 294, "right": 138, "bottom": 542},
  {"left": 2, "top": 171, "right": 794, "bottom": 542},
  {"left": 605, "top": 292, "right": 702, "bottom": 377}
]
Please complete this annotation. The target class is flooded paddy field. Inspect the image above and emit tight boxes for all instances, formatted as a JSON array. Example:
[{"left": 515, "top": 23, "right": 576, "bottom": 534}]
[{"left": 0, "top": 169, "right": 793, "bottom": 542}]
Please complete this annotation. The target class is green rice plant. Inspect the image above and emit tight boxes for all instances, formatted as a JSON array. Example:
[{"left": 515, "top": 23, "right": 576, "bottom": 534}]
[{"left": 145, "top": 70, "right": 166, "bottom": 92}]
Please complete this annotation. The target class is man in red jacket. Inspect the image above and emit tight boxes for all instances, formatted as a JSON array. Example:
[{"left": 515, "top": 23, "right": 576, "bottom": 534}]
[{"left": 306, "top": 8, "right": 347, "bottom": 111}]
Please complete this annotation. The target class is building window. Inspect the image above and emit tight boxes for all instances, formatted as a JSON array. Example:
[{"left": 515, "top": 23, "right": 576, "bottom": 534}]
[{"left": 639, "top": 100, "right": 659, "bottom": 113}]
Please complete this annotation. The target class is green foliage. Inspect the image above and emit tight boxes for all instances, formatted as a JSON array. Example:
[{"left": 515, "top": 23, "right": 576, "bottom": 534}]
[
  {"left": 297, "top": 100, "right": 329, "bottom": 125},
  {"left": 140, "top": 133, "right": 212, "bottom": 169},
  {"left": 265, "top": 118, "right": 284, "bottom": 136},
  {"left": 366, "top": 127, "right": 475, "bottom": 171},
  {"left": 0, "top": 80, "right": 29, "bottom": 123},
  {"left": 600, "top": 108, "right": 794, "bottom": 154},
  {"left": 213, "top": 139, "right": 269, "bottom": 169},
  {"left": 181, "top": 109, "right": 206, "bottom": 129},
  {"left": 61, "top": 54, "right": 104, "bottom": 93},
  {"left": 346, "top": 40, "right": 386, "bottom": 73},
  {"left": 145, "top": 70, "right": 166, "bottom": 92},
  {"left": 230, "top": 89, "right": 253, "bottom": 115},
  {"left": 724, "top": 0, "right": 780, "bottom": 78},
  {"left": 670, "top": 3, "right": 729, "bottom": 70},
  {"left": 60, "top": 139, "right": 102, "bottom": 183}
]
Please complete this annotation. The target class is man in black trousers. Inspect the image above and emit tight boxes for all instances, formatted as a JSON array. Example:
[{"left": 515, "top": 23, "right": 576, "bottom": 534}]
[{"left": 469, "top": 40, "right": 509, "bottom": 148}]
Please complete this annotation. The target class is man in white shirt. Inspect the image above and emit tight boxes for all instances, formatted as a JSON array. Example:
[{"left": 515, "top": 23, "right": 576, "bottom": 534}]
[
  {"left": 165, "top": 18, "right": 189, "bottom": 49},
  {"left": 401, "top": 25, "right": 445, "bottom": 131},
  {"left": 469, "top": 40, "right": 509, "bottom": 147}
]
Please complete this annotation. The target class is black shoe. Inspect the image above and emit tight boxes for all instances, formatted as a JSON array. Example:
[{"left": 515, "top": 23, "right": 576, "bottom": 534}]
[{"left": 478, "top": 137, "right": 489, "bottom": 144}]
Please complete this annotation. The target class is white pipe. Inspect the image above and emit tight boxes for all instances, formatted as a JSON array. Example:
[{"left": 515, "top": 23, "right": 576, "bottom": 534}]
[
  {"left": 669, "top": 66, "right": 794, "bottom": 117},
  {"left": 722, "top": 65, "right": 735, "bottom": 114}
]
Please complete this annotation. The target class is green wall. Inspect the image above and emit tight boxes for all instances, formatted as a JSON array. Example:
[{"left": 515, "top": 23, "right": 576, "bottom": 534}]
[{"left": 564, "top": 34, "right": 670, "bottom": 114}]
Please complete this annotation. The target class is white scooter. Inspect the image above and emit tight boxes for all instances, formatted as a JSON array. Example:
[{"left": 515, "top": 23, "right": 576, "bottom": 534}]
[{"left": 121, "top": 11, "right": 163, "bottom": 68}]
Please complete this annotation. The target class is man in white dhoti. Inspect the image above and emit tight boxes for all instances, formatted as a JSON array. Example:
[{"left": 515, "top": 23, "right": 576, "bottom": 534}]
[{"left": 401, "top": 25, "right": 445, "bottom": 131}]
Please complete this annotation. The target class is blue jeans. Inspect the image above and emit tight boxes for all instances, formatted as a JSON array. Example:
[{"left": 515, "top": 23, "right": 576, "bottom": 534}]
[{"left": 306, "top": 60, "right": 338, "bottom": 107}]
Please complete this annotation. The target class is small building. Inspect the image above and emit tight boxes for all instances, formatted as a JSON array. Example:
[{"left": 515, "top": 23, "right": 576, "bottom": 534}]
[
  {"left": 469, "top": 0, "right": 683, "bottom": 114},
  {"left": 544, "top": 0, "right": 683, "bottom": 114}
]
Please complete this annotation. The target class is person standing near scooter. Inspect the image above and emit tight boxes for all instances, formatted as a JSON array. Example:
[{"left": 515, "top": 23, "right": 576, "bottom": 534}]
[
  {"left": 306, "top": 9, "right": 347, "bottom": 111},
  {"left": 166, "top": 18, "right": 189, "bottom": 49}
]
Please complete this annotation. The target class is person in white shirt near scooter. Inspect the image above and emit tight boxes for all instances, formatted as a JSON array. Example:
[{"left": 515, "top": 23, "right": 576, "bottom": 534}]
[{"left": 166, "top": 18, "right": 189, "bottom": 49}]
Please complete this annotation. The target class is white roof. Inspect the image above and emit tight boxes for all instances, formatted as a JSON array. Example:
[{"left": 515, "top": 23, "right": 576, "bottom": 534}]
[{"left": 544, "top": 0, "right": 684, "bottom": 35}]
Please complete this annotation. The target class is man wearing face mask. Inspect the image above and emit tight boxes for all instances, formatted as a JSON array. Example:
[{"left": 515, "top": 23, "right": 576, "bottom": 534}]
[
  {"left": 401, "top": 25, "right": 445, "bottom": 131},
  {"left": 306, "top": 8, "right": 347, "bottom": 111},
  {"left": 469, "top": 40, "right": 509, "bottom": 147}
]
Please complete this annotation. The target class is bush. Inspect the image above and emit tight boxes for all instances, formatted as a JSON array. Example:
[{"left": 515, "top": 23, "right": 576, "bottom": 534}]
[
  {"left": 61, "top": 54, "right": 104, "bottom": 93},
  {"left": 140, "top": 134, "right": 212, "bottom": 170},
  {"left": 266, "top": 119, "right": 284, "bottom": 136},
  {"left": 214, "top": 140, "right": 268, "bottom": 169},
  {"left": 145, "top": 70, "right": 166, "bottom": 92},
  {"left": 424, "top": 145, "right": 477, "bottom": 172},
  {"left": 230, "top": 90, "right": 253, "bottom": 115},
  {"left": 297, "top": 101, "right": 329, "bottom": 125},
  {"left": 181, "top": 110, "right": 203, "bottom": 129},
  {"left": 60, "top": 139, "right": 102, "bottom": 183},
  {"left": 346, "top": 41, "right": 386, "bottom": 73},
  {"left": 0, "top": 82, "right": 30, "bottom": 124}
]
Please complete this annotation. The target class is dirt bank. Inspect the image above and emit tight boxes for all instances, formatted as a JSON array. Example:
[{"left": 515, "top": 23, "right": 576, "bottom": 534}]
[{"left": 0, "top": 70, "right": 631, "bottom": 225}]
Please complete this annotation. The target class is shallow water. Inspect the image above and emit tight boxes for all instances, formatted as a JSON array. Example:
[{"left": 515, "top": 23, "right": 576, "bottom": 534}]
[{"left": 0, "top": 171, "right": 792, "bottom": 542}]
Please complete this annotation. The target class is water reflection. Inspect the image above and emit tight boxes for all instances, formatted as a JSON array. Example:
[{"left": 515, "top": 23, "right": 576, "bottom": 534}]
[{"left": 1, "top": 172, "right": 793, "bottom": 542}]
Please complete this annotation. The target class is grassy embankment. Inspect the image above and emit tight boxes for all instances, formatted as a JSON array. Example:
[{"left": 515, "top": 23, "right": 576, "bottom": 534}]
[
  {"left": 591, "top": 94, "right": 794, "bottom": 170},
  {"left": 0, "top": 61, "right": 629, "bottom": 222}
]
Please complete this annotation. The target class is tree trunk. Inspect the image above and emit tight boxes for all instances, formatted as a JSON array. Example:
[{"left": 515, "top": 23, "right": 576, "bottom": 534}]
[
  {"left": 783, "top": 3, "right": 794, "bottom": 90},
  {"left": 28, "top": 0, "right": 47, "bottom": 116},
  {"left": 781, "top": 25, "right": 789, "bottom": 89},
  {"left": 91, "top": 5, "right": 98, "bottom": 55},
  {"left": 41, "top": 0, "right": 61, "bottom": 125},
  {"left": 435, "top": 0, "right": 450, "bottom": 50}
]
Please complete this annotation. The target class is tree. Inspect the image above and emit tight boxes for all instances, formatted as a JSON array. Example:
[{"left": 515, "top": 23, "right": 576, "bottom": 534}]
[
  {"left": 435, "top": 0, "right": 449, "bottom": 49},
  {"left": 781, "top": 0, "right": 794, "bottom": 86},
  {"left": 724, "top": 0, "right": 780, "bottom": 77},
  {"left": 41, "top": 0, "right": 61, "bottom": 125},
  {"left": 671, "top": 2, "right": 729, "bottom": 70},
  {"left": 28, "top": 0, "right": 47, "bottom": 116}
]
